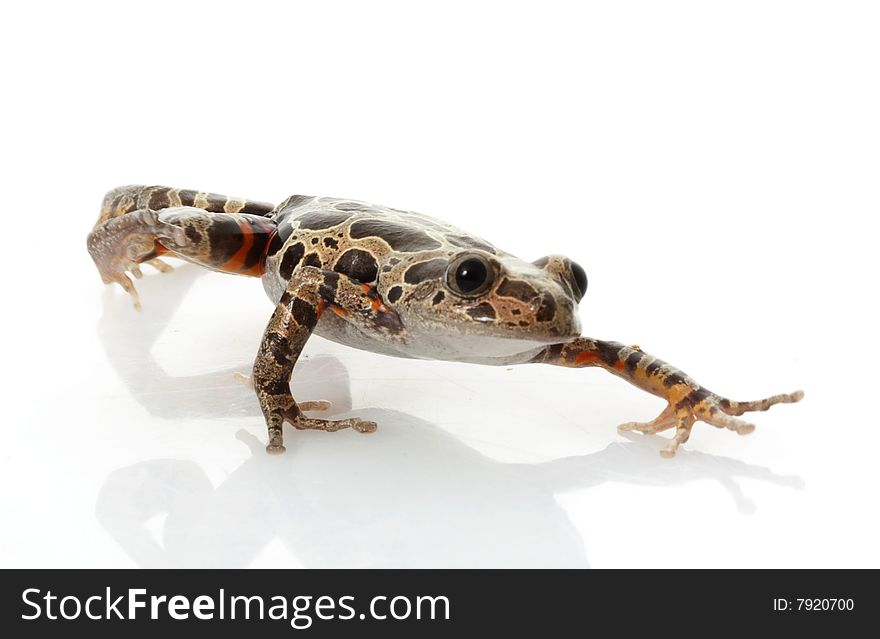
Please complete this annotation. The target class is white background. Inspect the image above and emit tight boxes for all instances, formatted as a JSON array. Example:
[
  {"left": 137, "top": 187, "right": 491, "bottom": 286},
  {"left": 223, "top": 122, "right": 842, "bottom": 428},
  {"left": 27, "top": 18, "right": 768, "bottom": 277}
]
[{"left": 1, "top": 1, "right": 877, "bottom": 568}]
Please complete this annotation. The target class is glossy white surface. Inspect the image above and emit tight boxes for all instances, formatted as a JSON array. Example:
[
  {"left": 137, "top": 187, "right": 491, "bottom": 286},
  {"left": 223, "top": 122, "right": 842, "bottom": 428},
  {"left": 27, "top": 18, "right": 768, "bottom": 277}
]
[{"left": 2, "top": 1, "right": 878, "bottom": 568}]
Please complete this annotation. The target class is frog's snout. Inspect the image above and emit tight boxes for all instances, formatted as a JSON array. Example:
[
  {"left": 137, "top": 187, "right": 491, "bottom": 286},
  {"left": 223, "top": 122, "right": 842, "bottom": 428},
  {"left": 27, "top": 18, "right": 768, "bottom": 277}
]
[
  {"left": 530, "top": 291, "right": 582, "bottom": 340},
  {"left": 558, "top": 297, "right": 583, "bottom": 339}
]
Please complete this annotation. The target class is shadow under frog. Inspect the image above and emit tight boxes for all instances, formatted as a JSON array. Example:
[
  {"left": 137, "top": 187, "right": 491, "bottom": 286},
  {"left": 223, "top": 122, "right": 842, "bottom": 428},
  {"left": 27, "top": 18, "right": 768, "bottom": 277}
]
[{"left": 95, "top": 266, "right": 804, "bottom": 568}]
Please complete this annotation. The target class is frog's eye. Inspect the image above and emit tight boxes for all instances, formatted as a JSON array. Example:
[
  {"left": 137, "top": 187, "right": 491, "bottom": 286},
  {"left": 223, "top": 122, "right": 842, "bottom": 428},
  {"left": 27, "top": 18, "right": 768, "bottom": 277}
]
[
  {"left": 446, "top": 253, "right": 495, "bottom": 297},
  {"left": 568, "top": 260, "right": 588, "bottom": 301},
  {"left": 533, "top": 255, "right": 588, "bottom": 302}
]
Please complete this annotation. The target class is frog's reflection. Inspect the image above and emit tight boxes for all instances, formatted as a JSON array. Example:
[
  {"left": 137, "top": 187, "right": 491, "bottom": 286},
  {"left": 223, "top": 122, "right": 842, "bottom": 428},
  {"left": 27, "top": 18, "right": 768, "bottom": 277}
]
[{"left": 95, "top": 266, "right": 803, "bottom": 568}]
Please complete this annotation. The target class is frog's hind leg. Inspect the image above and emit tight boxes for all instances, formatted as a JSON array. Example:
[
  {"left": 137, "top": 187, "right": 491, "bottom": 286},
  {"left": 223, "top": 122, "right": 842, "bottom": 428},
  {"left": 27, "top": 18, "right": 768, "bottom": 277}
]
[
  {"left": 232, "top": 371, "right": 334, "bottom": 412},
  {"left": 87, "top": 185, "right": 277, "bottom": 309},
  {"left": 252, "top": 266, "right": 404, "bottom": 454}
]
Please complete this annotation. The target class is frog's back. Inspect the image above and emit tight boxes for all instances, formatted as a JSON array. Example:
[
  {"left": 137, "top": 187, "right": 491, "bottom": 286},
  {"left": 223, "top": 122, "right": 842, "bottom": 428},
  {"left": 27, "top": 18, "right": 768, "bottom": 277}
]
[{"left": 262, "top": 195, "right": 500, "bottom": 302}]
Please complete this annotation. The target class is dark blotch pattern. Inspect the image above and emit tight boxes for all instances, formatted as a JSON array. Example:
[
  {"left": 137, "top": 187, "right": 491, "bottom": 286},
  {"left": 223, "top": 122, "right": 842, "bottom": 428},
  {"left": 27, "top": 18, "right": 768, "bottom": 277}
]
[
  {"left": 208, "top": 223, "right": 245, "bottom": 263},
  {"left": 404, "top": 259, "right": 448, "bottom": 285},
  {"left": 387, "top": 286, "right": 403, "bottom": 304},
  {"left": 467, "top": 302, "right": 497, "bottom": 321},
  {"left": 323, "top": 237, "right": 339, "bottom": 249},
  {"left": 535, "top": 294, "right": 557, "bottom": 322},
  {"left": 321, "top": 270, "right": 340, "bottom": 291},
  {"left": 177, "top": 189, "right": 197, "bottom": 207},
  {"left": 624, "top": 351, "right": 642, "bottom": 374},
  {"left": 333, "top": 248, "right": 379, "bottom": 284},
  {"left": 664, "top": 372, "right": 686, "bottom": 388},
  {"left": 303, "top": 253, "right": 322, "bottom": 268},
  {"left": 296, "top": 210, "right": 353, "bottom": 230},
  {"left": 596, "top": 341, "right": 622, "bottom": 368},
  {"left": 265, "top": 333, "right": 292, "bottom": 366},
  {"left": 496, "top": 278, "right": 538, "bottom": 302},
  {"left": 184, "top": 226, "right": 202, "bottom": 244},
  {"left": 432, "top": 291, "right": 445, "bottom": 305},
  {"left": 267, "top": 222, "right": 294, "bottom": 257},
  {"left": 317, "top": 272, "right": 341, "bottom": 303},
  {"left": 148, "top": 189, "right": 170, "bottom": 211},
  {"left": 350, "top": 219, "right": 442, "bottom": 252},
  {"left": 279, "top": 242, "right": 305, "bottom": 280},
  {"left": 289, "top": 297, "right": 318, "bottom": 328}
]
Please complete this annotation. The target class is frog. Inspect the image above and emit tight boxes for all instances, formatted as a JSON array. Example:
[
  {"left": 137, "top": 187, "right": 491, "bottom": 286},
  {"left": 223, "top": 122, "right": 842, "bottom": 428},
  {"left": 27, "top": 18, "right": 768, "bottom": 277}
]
[{"left": 87, "top": 185, "right": 803, "bottom": 458}]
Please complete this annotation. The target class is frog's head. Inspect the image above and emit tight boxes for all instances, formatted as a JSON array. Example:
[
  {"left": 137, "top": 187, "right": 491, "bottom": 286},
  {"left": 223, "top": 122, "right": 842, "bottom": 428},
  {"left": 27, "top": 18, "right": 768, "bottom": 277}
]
[{"left": 391, "top": 250, "right": 585, "bottom": 358}]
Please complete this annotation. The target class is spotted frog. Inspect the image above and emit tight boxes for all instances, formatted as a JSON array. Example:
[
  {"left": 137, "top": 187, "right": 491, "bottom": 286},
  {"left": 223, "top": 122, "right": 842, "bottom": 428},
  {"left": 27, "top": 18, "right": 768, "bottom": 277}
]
[{"left": 87, "top": 186, "right": 802, "bottom": 457}]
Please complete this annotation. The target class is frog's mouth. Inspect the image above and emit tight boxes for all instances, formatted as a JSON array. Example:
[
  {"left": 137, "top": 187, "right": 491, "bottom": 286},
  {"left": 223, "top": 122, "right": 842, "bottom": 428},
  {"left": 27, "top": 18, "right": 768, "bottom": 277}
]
[
  {"left": 450, "top": 294, "right": 583, "bottom": 342},
  {"left": 403, "top": 309, "right": 582, "bottom": 361}
]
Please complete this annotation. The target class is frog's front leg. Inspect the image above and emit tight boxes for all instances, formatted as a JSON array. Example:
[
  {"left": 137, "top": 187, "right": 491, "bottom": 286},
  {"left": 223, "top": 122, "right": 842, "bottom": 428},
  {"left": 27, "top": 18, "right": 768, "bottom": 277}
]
[
  {"left": 532, "top": 338, "right": 803, "bottom": 458},
  {"left": 253, "top": 266, "right": 404, "bottom": 454}
]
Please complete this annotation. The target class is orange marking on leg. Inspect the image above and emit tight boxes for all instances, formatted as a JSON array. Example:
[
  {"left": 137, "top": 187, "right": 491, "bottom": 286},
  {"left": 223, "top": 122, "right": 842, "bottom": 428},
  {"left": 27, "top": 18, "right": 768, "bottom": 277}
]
[
  {"left": 574, "top": 351, "right": 598, "bottom": 366},
  {"left": 331, "top": 306, "right": 349, "bottom": 319},
  {"left": 614, "top": 360, "right": 625, "bottom": 371},
  {"left": 239, "top": 219, "right": 274, "bottom": 276},
  {"left": 221, "top": 219, "right": 256, "bottom": 273}
]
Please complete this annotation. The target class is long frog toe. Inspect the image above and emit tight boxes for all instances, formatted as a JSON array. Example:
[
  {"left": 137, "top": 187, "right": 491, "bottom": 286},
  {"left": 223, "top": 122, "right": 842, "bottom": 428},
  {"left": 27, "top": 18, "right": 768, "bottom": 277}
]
[
  {"left": 618, "top": 404, "right": 679, "bottom": 435},
  {"left": 291, "top": 415, "right": 377, "bottom": 434},
  {"left": 620, "top": 401, "right": 696, "bottom": 458},
  {"left": 145, "top": 257, "right": 174, "bottom": 273},
  {"left": 297, "top": 400, "right": 333, "bottom": 412}
]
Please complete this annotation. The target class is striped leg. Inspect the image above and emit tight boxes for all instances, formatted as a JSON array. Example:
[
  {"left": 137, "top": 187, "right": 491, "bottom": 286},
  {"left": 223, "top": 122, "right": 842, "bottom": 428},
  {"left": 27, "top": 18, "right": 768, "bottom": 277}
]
[
  {"left": 532, "top": 338, "right": 803, "bottom": 458},
  {"left": 252, "top": 266, "right": 404, "bottom": 454},
  {"left": 87, "top": 185, "right": 276, "bottom": 309}
]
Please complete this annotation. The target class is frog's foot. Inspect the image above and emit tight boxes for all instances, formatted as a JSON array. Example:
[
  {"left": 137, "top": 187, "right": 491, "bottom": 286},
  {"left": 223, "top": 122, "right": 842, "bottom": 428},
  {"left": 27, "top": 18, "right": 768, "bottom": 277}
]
[
  {"left": 621, "top": 388, "right": 804, "bottom": 458},
  {"left": 264, "top": 411, "right": 377, "bottom": 454},
  {"left": 87, "top": 208, "right": 185, "bottom": 310}
]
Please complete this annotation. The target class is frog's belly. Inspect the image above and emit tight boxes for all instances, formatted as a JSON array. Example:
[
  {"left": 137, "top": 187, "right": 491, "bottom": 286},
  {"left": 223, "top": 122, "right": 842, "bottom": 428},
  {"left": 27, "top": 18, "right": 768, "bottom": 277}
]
[{"left": 313, "top": 313, "right": 547, "bottom": 366}]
